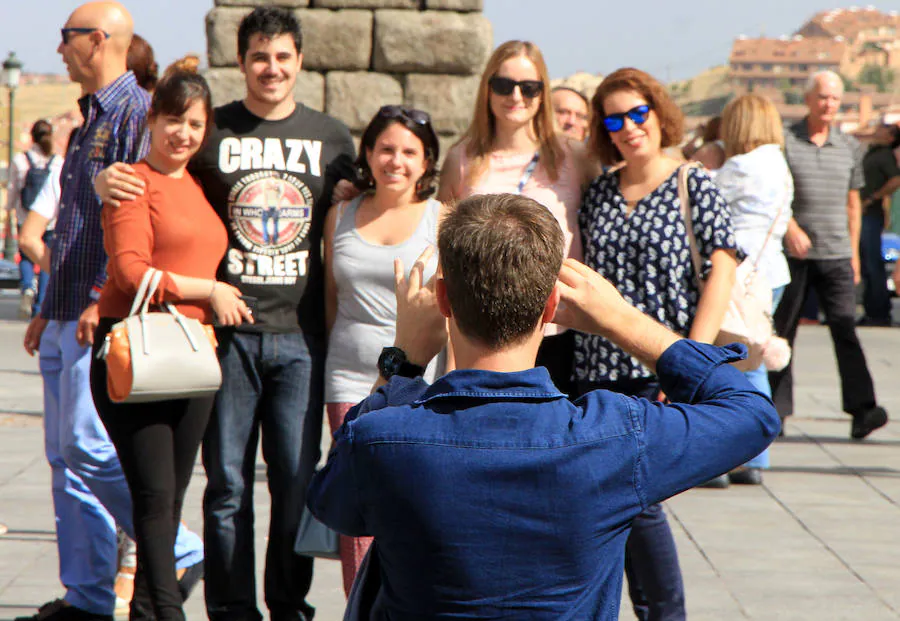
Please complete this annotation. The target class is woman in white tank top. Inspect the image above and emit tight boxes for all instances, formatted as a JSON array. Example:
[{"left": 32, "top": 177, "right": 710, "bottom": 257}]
[{"left": 323, "top": 106, "right": 443, "bottom": 595}]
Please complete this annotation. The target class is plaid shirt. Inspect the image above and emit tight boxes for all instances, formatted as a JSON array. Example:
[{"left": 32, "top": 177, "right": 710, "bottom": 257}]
[{"left": 42, "top": 71, "right": 150, "bottom": 321}]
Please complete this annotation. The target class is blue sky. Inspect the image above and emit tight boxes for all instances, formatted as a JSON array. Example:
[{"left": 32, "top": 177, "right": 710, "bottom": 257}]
[{"left": 2, "top": 1, "right": 898, "bottom": 82}]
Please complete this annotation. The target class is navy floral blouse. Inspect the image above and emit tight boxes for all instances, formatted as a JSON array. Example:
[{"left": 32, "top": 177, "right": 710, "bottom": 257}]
[{"left": 573, "top": 165, "right": 737, "bottom": 383}]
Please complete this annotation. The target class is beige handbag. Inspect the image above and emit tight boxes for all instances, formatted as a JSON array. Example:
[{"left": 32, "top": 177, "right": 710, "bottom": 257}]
[{"left": 100, "top": 268, "right": 222, "bottom": 403}]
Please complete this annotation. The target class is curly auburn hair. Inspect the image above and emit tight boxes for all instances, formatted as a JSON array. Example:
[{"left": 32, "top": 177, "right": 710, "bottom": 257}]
[{"left": 589, "top": 67, "right": 684, "bottom": 166}]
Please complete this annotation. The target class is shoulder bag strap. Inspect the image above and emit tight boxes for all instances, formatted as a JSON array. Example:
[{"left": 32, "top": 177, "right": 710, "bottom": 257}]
[
  {"left": 516, "top": 152, "right": 540, "bottom": 194},
  {"left": 677, "top": 163, "right": 705, "bottom": 289}
]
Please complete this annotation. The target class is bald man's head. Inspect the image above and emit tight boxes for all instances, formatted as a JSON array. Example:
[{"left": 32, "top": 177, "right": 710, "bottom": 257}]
[{"left": 58, "top": 1, "right": 133, "bottom": 91}]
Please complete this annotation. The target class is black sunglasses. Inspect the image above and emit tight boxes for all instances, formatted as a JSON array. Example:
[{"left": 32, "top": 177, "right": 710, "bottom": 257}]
[
  {"left": 489, "top": 76, "right": 544, "bottom": 99},
  {"left": 377, "top": 105, "right": 431, "bottom": 126},
  {"left": 61, "top": 27, "right": 111, "bottom": 44}
]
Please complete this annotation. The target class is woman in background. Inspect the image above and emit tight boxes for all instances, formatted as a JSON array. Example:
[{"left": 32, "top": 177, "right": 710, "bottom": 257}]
[
  {"left": 7, "top": 120, "right": 63, "bottom": 319},
  {"left": 713, "top": 94, "right": 794, "bottom": 485}
]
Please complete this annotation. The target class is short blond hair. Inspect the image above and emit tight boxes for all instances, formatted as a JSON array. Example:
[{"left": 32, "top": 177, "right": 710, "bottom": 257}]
[{"left": 721, "top": 94, "right": 784, "bottom": 158}]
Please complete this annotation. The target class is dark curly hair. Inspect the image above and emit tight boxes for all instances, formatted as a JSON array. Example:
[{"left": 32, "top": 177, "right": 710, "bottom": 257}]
[
  {"left": 589, "top": 67, "right": 684, "bottom": 166},
  {"left": 238, "top": 6, "right": 302, "bottom": 61},
  {"left": 354, "top": 109, "right": 440, "bottom": 201}
]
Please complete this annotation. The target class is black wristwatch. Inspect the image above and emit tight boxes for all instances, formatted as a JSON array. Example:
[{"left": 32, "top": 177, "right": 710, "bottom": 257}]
[{"left": 377, "top": 347, "right": 426, "bottom": 380}]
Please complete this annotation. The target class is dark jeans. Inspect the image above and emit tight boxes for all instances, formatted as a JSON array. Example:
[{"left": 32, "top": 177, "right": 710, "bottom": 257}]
[
  {"left": 18, "top": 230, "right": 53, "bottom": 316},
  {"left": 90, "top": 319, "right": 213, "bottom": 621},
  {"left": 860, "top": 209, "right": 891, "bottom": 322},
  {"left": 202, "top": 329, "right": 324, "bottom": 621},
  {"left": 535, "top": 330, "right": 575, "bottom": 398},
  {"left": 769, "top": 258, "right": 877, "bottom": 417},
  {"left": 576, "top": 377, "right": 686, "bottom": 621}
]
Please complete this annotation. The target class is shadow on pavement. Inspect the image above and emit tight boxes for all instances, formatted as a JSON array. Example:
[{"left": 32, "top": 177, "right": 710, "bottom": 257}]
[{"left": 767, "top": 465, "right": 900, "bottom": 477}]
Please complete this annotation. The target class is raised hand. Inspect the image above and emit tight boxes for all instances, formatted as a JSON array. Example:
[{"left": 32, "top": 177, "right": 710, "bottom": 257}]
[{"left": 393, "top": 246, "right": 447, "bottom": 367}]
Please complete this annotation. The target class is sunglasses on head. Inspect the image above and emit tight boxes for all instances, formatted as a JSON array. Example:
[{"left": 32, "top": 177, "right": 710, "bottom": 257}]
[
  {"left": 61, "top": 27, "right": 110, "bottom": 44},
  {"left": 377, "top": 105, "right": 431, "bottom": 126},
  {"left": 603, "top": 104, "right": 651, "bottom": 133},
  {"left": 488, "top": 76, "right": 544, "bottom": 99}
]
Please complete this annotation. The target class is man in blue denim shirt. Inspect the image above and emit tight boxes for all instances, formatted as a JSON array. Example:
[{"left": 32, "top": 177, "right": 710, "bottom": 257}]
[{"left": 308, "top": 193, "right": 779, "bottom": 620}]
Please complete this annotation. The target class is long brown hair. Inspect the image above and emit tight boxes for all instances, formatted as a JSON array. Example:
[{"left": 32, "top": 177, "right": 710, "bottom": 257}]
[{"left": 460, "top": 40, "right": 563, "bottom": 186}]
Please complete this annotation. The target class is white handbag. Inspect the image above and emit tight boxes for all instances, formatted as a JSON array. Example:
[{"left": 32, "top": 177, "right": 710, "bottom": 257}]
[{"left": 100, "top": 268, "right": 222, "bottom": 403}]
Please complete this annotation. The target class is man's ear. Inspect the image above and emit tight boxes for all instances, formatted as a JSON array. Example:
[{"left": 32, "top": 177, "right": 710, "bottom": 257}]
[
  {"left": 296, "top": 52, "right": 304, "bottom": 72},
  {"left": 542, "top": 284, "right": 561, "bottom": 325},
  {"left": 436, "top": 278, "right": 452, "bottom": 319},
  {"left": 237, "top": 53, "right": 246, "bottom": 75}
]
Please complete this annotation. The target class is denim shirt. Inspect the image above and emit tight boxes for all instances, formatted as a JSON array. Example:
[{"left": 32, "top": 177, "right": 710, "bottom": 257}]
[{"left": 308, "top": 340, "right": 779, "bottom": 620}]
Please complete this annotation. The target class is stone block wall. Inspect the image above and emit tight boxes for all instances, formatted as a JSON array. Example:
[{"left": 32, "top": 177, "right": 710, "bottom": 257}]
[{"left": 206, "top": 0, "right": 493, "bottom": 156}]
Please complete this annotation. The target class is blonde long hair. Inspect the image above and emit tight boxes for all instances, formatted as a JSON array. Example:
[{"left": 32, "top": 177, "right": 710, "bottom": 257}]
[
  {"left": 460, "top": 40, "right": 564, "bottom": 186},
  {"left": 721, "top": 94, "right": 784, "bottom": 158}
]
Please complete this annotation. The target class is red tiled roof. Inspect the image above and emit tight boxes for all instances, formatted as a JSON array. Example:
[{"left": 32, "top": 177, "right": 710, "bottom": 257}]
[{"left": 729, "top": 37, "right": 846, "bottom": 65}]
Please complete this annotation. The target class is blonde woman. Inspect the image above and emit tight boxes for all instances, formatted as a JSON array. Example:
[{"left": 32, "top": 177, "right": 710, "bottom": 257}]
[
  {"left": 713, "top": 94, "right": 794, "bottom": 484},
  {"left": 439, "top": 40, "right": 594, "bottom": 395}
]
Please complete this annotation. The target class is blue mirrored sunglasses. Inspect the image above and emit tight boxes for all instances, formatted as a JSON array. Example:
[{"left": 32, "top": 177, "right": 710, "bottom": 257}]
[{"left": 603, "top": 104, "right": 651, "bottom": 133}]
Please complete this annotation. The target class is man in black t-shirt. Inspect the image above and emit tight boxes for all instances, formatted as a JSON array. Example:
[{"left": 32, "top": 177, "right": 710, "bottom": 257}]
[{"left": 97, "top": 8, "right": 355, "bottom": 620}]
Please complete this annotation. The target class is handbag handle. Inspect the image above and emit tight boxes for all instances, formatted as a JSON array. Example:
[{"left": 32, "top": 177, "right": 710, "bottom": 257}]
[
  {"left": 128, "top": 268, "right": 161, "bottom": 317},
  {"left": 139, "top": 270, "right": 165, "bottom": 318}
]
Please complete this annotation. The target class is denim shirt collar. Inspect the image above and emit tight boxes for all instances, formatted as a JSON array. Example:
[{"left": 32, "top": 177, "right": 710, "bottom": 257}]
[{"left": 413, "top": 366, "right": 567, "bottom": 406}]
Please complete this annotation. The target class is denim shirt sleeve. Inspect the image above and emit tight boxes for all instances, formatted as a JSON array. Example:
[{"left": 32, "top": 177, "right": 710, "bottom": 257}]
[
  {"left": 631, "top": 340, "right": 780, "bottom": 507},
  {"left": 307, "top": 376, "right": 429, "bottom": 536}
]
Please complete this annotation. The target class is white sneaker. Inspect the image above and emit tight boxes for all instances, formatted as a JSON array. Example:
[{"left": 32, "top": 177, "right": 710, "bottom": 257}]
[{"left": 18, "top": 289, "right": 35, "bottom": 320}]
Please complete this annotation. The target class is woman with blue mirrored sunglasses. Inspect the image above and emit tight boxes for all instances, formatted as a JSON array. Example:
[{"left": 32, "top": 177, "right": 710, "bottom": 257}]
[{"left": 576, "top": 67, "right": 740, "bottom": 621}]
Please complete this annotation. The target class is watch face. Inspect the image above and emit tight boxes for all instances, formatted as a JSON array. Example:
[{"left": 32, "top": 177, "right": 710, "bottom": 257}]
[{"left": 378, "top": 347, "right": 405, "bottom": 378}]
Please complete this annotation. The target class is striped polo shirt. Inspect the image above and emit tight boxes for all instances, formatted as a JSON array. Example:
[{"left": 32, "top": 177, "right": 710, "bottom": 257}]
[
  {"left": 42, "top": 71, "right": 150, "bottom": 321},
  {"left": 783, "top": 117, "right": 864, "bottom": 260}
]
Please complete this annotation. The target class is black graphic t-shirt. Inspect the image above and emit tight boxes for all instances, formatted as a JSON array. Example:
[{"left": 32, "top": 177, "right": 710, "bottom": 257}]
[{"left": 190, "top": 101, "right": 355, "bottom": 336}]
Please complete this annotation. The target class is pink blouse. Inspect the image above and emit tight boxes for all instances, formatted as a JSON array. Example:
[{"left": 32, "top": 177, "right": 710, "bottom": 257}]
[{"left": 451, "top": 139, "right": 584, "bottom": 335}]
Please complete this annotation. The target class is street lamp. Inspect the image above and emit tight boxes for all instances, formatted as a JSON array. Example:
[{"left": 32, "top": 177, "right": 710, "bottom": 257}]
[{"left": 3, "top": 51, "right": 22, "bottom": 261}]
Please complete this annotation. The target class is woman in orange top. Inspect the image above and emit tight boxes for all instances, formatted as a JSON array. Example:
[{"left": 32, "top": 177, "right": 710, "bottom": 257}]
[{"left": 89, "top": 59, "right": 251, "bottom": 621}]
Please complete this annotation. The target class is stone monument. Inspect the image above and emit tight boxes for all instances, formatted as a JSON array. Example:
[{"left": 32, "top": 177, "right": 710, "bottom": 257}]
[{"left": 205, "top": 0, "right": 494, "bottom": 155}]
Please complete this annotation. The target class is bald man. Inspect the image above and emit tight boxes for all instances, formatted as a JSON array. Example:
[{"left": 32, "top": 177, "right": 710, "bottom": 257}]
[
  {"left": 770, "top": 70, "right": 889, "bottom": 441},
  {"left": 18, "top": 4, "right": 203, "bottom": 621}
]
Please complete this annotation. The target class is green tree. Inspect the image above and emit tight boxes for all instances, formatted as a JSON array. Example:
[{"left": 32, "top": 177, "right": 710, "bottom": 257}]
[{"left": 857, "top": 64, "right": 894, "bottom": 93}]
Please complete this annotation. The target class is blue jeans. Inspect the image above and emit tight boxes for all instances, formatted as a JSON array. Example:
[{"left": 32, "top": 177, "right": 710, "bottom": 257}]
[
  {"left": 860, "top": 209, "right": 890, "bottom": 322},
  {"left": 19, "top": 230, "right": 53, "bottom": 316},
  {"left": 576, "top": 377, "right": 685, "bottom": 621},
  {"left": 742, "top": 285, "right": 786, "bottom": 469},
  {"left": 203, "top": 329, "right": 324, "bottom": 621},
  {"left": 40, "top": 321, "right": 203, "bottom": 615}
]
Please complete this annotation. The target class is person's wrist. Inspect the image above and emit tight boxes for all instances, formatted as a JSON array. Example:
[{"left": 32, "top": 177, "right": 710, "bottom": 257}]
[{"left": 392, "top": 338, "right": 431, "bottom": 368}]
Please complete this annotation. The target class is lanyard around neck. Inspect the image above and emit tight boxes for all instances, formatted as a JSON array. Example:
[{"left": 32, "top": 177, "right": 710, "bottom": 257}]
[{"left": 516, "top": 152, "right": 540, "bottom": 194}]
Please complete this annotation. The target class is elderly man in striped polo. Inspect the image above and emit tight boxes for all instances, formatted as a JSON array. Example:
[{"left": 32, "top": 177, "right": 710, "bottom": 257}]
[{"left": 769, "top": 70, "right": 889, "bottom": 441}]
